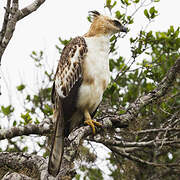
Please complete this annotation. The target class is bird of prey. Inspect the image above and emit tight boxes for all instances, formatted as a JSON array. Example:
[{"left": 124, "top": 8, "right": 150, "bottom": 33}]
[{"left": 48, "top": 10, "right": 127, "bottom": 176}]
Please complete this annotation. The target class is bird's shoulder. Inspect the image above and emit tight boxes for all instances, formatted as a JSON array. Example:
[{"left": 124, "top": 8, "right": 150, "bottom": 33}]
[{"left": 54, "top": 36, "right": 88, "bottom": 98}]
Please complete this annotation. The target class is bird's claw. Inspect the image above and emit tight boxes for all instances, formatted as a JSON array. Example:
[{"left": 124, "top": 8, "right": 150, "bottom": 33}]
[{"left": 84, "top": 119, "right": 102, "bottom": 134}]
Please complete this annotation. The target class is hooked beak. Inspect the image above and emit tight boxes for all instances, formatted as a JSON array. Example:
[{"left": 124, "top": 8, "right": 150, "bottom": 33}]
[
  {"left": 119, "top": 25, "right": 128, "bottom": 33},
  {"left": 113, "top": 20, "right": 128, "bottom": 33}
]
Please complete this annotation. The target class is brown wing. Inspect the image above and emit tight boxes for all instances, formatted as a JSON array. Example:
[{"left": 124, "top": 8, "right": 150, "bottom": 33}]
[
  {"left": 48, "top": 37, "right": 88, "bottom": 177},
  {"left": 54, "top": 36, "right": 88, "bottom": 98}
]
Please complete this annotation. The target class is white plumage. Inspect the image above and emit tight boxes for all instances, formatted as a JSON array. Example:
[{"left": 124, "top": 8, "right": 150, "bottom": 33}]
[{"left": 77, "top": 35, "right": 110, "bottom": 114}]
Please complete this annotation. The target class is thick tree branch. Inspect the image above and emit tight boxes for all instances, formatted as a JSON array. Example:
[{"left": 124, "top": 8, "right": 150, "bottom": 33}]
[
  {"left": 18, "top": 0, "right": 46, "bottom": 20},
  {"left": 0, "top": 0, "right": 19, "bottom": 63},
  {"left": 0, "top": 118, "right": 112, "bottom": 179},
  {"left": 0, "top": 117, "right": 112, "bottom": 141},
  {"left": 0, "top": 118, "right": 51, "bottom": 140},
  {"left": 2, "top": 172, "right": 33, "bottom": 180},
  {"left": 0, "top": 152, "right": 47, "bottom": 179},
  {"left": 0, "top": 122, "right": 97, "bottom": 180},
  {"left": 0, "top": 0, "right": 11, "bottom": 44}
]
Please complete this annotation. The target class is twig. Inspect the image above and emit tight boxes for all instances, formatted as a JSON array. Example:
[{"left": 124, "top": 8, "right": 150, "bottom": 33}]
[
  {"left": 135, "top": 127, "right": 180, "bottom": 135},
  {"left": 109, "top": 146, "right": 179, "bottom": 167},
  {"left": 95, "top": 138, "right": 180, "bottom": 148}
]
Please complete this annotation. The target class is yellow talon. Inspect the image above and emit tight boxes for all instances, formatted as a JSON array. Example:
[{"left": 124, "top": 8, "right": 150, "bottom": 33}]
[{"left": 84, "top": 109, "right": 102, "bottom": 134}]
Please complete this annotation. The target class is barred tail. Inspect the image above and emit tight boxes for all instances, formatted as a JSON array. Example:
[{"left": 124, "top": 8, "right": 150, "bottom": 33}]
[{"left": 48, "top": 99, "right": 64, "bottom": 177}]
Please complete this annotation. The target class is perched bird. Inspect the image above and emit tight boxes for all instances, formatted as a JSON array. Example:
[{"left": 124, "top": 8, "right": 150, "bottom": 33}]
[{"left": 48, "top": 10, "right": 127, "bottom": 176}]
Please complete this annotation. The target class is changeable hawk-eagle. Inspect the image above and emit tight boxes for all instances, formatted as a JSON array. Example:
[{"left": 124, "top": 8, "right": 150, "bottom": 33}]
[{"left": 48, "top": 11, "right": 127, "bottom": 176}]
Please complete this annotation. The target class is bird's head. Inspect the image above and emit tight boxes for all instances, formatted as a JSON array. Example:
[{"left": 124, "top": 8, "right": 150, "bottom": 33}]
[{"left": 85, "top": 10, "right": 128, "bottom": 37}]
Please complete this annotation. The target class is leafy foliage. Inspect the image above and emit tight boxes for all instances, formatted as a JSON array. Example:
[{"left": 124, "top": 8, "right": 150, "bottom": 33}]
[{"left": 1, "top": 105, "right": 14, "bottom": 116}]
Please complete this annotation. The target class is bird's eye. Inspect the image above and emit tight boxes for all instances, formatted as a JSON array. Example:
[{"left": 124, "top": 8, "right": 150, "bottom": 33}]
[{"left": 113, "top": 20, "right": 121, "bottom": 27}]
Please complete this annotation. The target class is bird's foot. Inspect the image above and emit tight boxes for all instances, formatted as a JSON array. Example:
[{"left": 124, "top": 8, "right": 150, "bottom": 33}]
[{"left": 84, "top": 119, "right": 102, "bottom": 134}]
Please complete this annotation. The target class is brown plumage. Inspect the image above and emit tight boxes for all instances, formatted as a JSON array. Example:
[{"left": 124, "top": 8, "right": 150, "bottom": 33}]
[{"left": 48, "top": 37, "right": 88, "bottom": 176}]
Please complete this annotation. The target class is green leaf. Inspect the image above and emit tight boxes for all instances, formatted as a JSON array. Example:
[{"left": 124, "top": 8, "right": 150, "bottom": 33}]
[
  {"left": 34, "top": 118, "right": 40, "bottom": 124},
  {"left": 149, "top": 6, "right": 158, "bottom": 18},
  {"left": 108, "top": 83, "right": 118, "bottom": 94},
  {"left": 144, "top": 9, "right": 150, "bottom": 19},
  {"left": 112, "top": 1, "right": 117, "bottom": 8},
  {"left": 1, "top": 105, "right": 14, "bottom": 116},
  {"left": 75, "top": 174, "right": 81, "bottom": 180},
  {"left": 26, "top": 95, "right": 31, "bottom": 102},
  {"left": 32, "top": 51, "right": 36, "bottom": 55},
  {"left": 149, "top": 6, "right": 155, "bottom": 14},
  {"left": 133, "top": 0, "right": 140, "bottom": 3},
  {"left": 170, "top": 26, "right": 174, "bottom": 33},
  {"left": 13, "top": 120, "right": 17, "bottom": 126},
  {"left": 119, "top": 109, "right": 126, "bottom": 114},
  {"left": 105, "top": 0, "right": 117, "bottom": 11},
  {"left": 127, "top": 16, "right": 134, "bottom": 24},
  {"left": 21, "top": 112, "right": 32, "bottom": 125},
  {"left": 42, "top": 104, "right": 53, "bottom": 116},
  {"left": 40, "top": 50, "right": 43, "bottom": 57},
  {"left": 147, "top": 30, "right": 153, "bottom": 37},
  {"left": 58, "top": 37, "right": 71, "bottom": 46},
  {"left": 124, "top": 0, "right": 131, "bottom": 5},
  {"left": 110, "top": 35, "right": 116, "bottom": 42},
  {"left": 22, "top": 146, "right": 28, "bottom": 152},
  {"left": 115, "top": 10, "right": 121, "bottom": 19},
  {"left": 106, "top": 0, "right": 111, "bottom": 6},
  {"left": 17, "top": 84, "right": 25, "bottom": 91},
  {"left": 120, "top": 0, "right": 125, "bottom": 5}
]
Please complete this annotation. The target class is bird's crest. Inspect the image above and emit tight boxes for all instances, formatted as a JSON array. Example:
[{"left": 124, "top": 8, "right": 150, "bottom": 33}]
[
  {"left": 88, "top": 11, "right": 101, "bottom": 22},
  {"left": 89, "top": 10, "right": 101, "bottom": 18}
]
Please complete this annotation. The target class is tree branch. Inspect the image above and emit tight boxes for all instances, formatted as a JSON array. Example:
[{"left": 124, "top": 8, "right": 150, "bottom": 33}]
[
  {"left": 109, "top": 146, "right": 180, "bottom": 168},
  {"left": 93, "top": 137, "right": 180, "bottom": 148},
  {"left": 135, "top": 127, "right": 180, "bottom": 135},
  {"left": 0, "top": 152, "right": 47, "bottom": 179},
  {"left": 0, "top": 0, "right": 46, "bottom": 64},
  {"left": 2, "top": 172, "right": 33, "bottom": 180},
  {"left": 18, "top": 0, "right": 46, "bottom": 20},
  {"left": 0, "top": 122, "right": 97, "bottom": 180},
  {"left": 0, "top": 118, "right": 51, "bottom": 140},
  {"left": 0, "top": 0, "right": 11, "bottom": 44},
  {"left": 116, "top": 57, "right": 180, "bottom": 125},
  {"left": 0, "top": 0, "right": 19, "bottom": 63}
]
